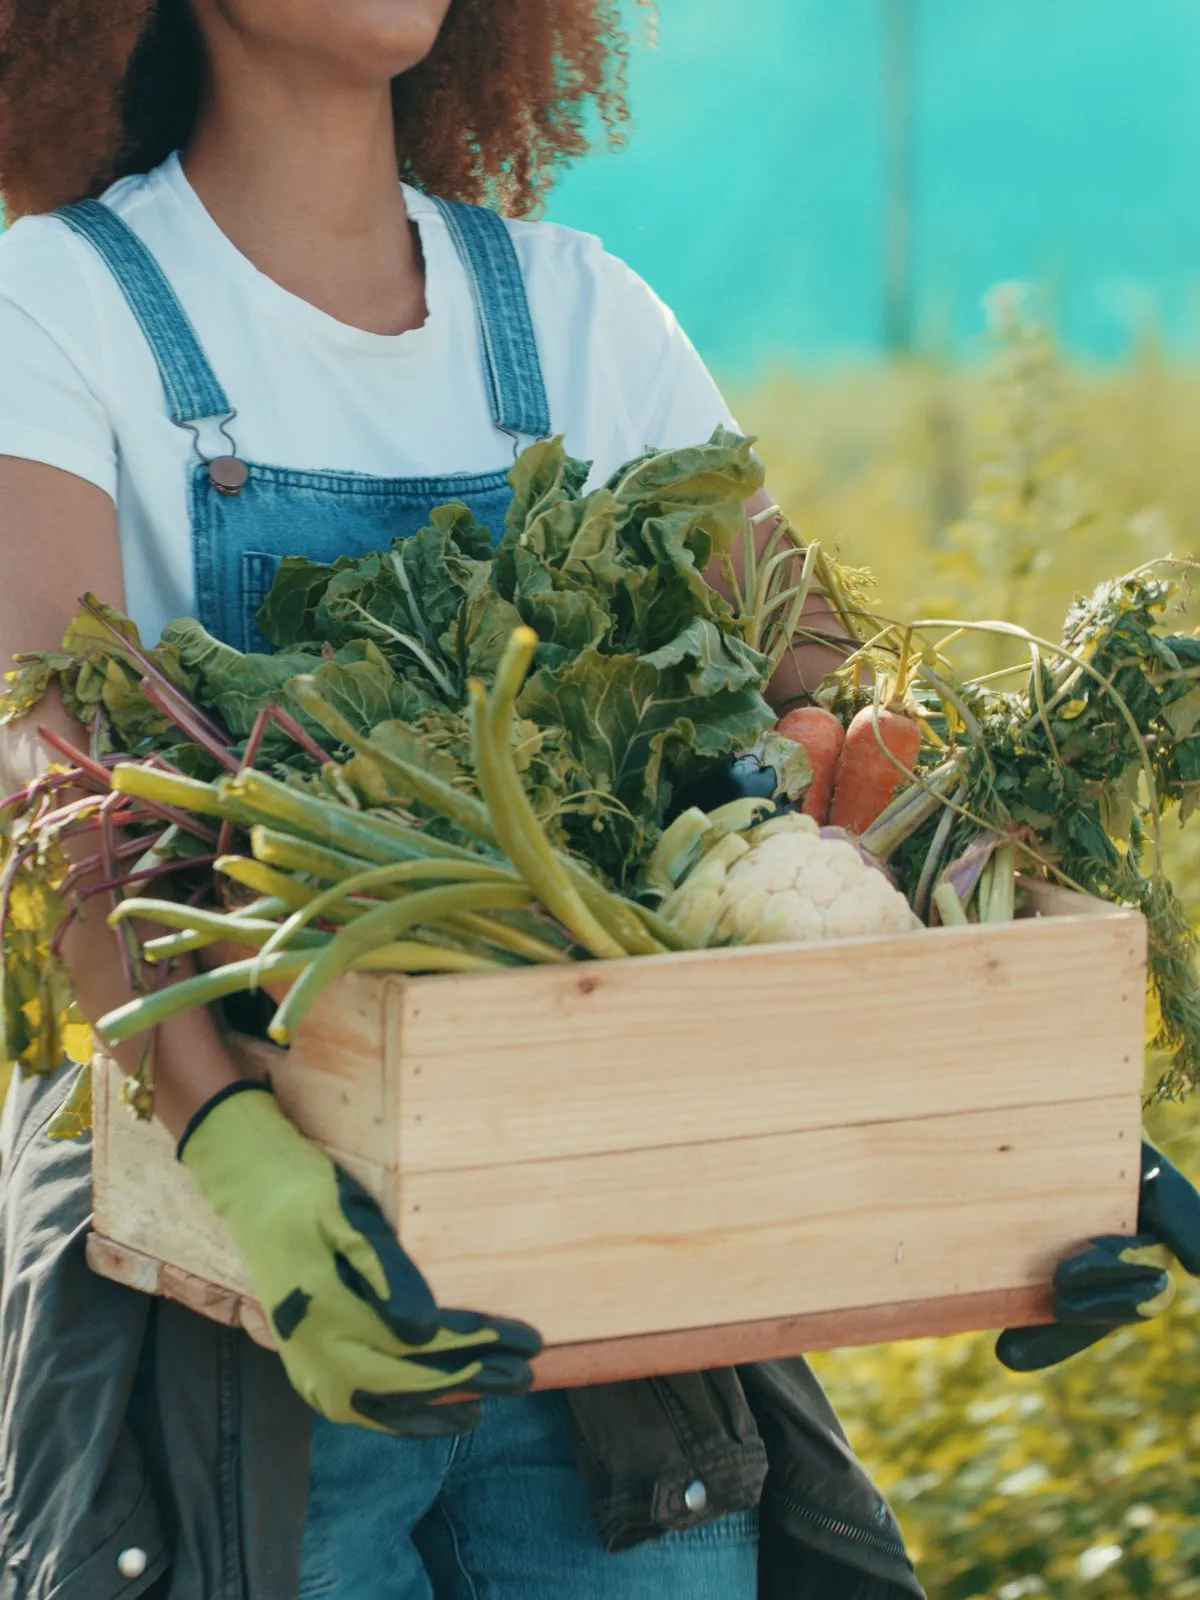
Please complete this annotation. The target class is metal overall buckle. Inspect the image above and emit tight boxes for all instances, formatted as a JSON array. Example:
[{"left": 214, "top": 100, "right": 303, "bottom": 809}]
[{"left": 184, "top": 411, "right": 248, "bottom": 496}]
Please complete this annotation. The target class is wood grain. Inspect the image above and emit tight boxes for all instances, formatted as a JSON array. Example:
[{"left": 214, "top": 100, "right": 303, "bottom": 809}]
[
  {"left": 88, "top": 885, "right": 1146, "bottom": 1373},
  {"left": 394, "top": 911, "right": 1145, "bottom": 1172},
  {"left": 84, "top": 1231, "right": 1056, "bottom": 1384},
  {"left": 92, "top": 1055, "right": 396, "bottom": 1297},
  {"left": 531, "top": 1283, "right": 1058, "bottom": 1388},
  {"left": 400, "top": 1095, "right": 1136, "bottom": 1344}
]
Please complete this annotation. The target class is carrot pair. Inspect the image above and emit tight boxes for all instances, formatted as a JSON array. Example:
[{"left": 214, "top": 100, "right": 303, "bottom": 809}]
[{"left": 775, "top": 704, "right": 921, "bottom": 834}]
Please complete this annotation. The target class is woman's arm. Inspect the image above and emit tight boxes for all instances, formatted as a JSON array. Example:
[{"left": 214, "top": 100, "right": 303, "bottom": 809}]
[
  {"left": 708, "top": 488, "right": 854, "bottom": 712},
  {"left": 0, "top": 457, "right": 239, "bottom": 1137}
]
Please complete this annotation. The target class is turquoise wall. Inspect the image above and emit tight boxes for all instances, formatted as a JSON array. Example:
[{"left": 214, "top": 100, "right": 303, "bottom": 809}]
[{"left": 547, "top": 0, "right": 1200, "bottom": 374}]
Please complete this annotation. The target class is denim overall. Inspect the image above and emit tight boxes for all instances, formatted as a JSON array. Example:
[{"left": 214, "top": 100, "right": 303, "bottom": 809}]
[
  {"left": 56, "top": 194, "right": 549, "bottom": 653},
  {"left": 42, "top": 198, "right": 760, "bottom": 1598}
]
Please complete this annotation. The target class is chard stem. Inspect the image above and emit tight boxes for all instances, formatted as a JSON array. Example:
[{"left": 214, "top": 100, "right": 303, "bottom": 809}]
[
  {"left": 250, "top": 826, "right": 374, "bottom": 882},
  {"left": 447, "top": 910, "right": 572, "bottom": 964},
  {"left": 224, "top": 766, "right": 476, "bottom": 865},
  {"left": 255, "top": 857, "right": 522, "bottom": 973},
  {"left": 98, "top": 941, "right": 502, "bottom": 1046},
  {"left": 269, "top": 881, "right": 532, "bottom": 1042},
  {"left": 473, "top": 631, "right": 626, "bottom": 959}
]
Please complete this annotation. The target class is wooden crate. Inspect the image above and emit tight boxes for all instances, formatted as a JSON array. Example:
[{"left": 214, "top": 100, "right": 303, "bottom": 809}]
[{"left": 89, "top": 881, "right": 1147, "bottom": 1388}]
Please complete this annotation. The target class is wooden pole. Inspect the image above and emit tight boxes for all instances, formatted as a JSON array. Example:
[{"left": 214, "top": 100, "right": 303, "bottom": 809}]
[{"left": 883, "top": 0, "right": 915, "bottom": 353}]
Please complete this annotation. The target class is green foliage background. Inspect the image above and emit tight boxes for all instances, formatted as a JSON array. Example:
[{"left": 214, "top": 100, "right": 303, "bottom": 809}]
[
  {"left": 735, "top": 305, "right": 1200, "bottom": 1598},
  {"left": 3, "top": 303, "right": 1198, "bottom": 1596}
]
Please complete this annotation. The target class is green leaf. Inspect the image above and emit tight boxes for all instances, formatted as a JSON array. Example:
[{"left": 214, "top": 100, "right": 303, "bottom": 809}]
[
  {"left": 313, "top": 552, "right": 458, "bottom": 697},
  {"left": 46, "top": 1063, "right": 93, "bottom": 1141},
  {"left": 256, "top": 555, "right": 343, "bottom": 648},
  {"left": 518, "top": 647, "right": 774, "bottom": 823},
  {"left": 1162, "top": 685, "right": 1200, "bottom": 740},
  {"left": 755, "top": 731, "right": 814, "bottom": 802},
  {"left": 299, "top": 656, "right": 440, "bottom": 739},
  {"left": 441, "top": 583, "right": 524, "bottom": 681},
  {"left": 397, "top": 505, "right": 492, "bottom": 641},
  {"left": 642, "top": 617, "right": 771, "bottom": 697},
  {"left": 511, "top": 546, "right": 612, "bottom": 653},
  {"left": 1173, "top": 736, "right": 1200, "bottom": 784},
  {"left": 341, "top": 717, "right": 470, "bottom": 811},
  {"left": 494, "top": 438, "right": 590, "bottom": 596},
  {"left": 606, "top": 427, "right": 765, "bottom": 561},
  {"left": 0, "top": 652, "right": 75, "bottom": 726},
  {"left": 163, "top": 618, "right": 323, "bottom": 737}
]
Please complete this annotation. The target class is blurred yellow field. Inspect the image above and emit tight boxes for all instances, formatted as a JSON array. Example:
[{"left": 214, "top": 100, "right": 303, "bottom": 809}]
[{"left": 733, "top": 310, "right": 1200, "bottom": 1598}]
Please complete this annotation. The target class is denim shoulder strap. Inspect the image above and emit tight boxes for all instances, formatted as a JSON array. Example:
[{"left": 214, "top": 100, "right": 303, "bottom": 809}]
[
  {"left": 430, "top": 197, "right": 551, "bottom": 441},
  {"left": 54, "top": 199, "right": 233, "bottom": 427}
]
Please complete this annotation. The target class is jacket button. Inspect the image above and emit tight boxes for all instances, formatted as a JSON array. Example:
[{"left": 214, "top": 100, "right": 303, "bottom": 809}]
[
  {"left": 117, "top": 1548, "right": 148, "bottom": 1580},
  {"left": 684, "top": 1478, "right": 709, "bottom": 1514}
]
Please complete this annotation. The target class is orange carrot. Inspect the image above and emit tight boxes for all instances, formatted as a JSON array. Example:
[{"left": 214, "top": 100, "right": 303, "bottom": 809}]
[
  {"left": 774, "top": 707, "right": 846, "bottom": 824},
  {"left": 828, "top": 705, "right": 922, "bottom": 835}
]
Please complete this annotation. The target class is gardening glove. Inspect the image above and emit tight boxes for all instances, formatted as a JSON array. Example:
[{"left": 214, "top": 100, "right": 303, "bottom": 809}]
[
  {"left": 178, "top": 1080, "right": 542, "bottom": 1435},
  {"left": 996, "top": 1140, "right": 1200, "bottom": 1372}
]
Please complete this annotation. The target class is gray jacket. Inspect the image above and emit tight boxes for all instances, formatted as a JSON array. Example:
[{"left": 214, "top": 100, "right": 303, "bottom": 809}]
[{"left": 0, "top": 1066, "right": 924, "bottom": 1600}]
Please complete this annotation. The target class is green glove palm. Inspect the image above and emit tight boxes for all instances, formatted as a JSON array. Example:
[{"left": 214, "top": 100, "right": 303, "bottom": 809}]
[
  {"left": 179, "top": 1082, "right": 542, "bottom": 1434},
  {"left": 996, "top": 1141, "right": 1200, "bottom": 1372}
]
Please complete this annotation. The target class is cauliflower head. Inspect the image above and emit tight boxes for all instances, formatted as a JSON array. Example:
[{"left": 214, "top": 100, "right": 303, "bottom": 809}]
[{"left": 713, "top": 829, "right": 919, "bottom": 946}]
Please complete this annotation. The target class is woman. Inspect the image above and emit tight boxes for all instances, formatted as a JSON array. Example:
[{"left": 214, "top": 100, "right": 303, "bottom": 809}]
[
  {"left": 0, "top": 5, "right": 926, "bottom": 1596},
  {"left": 1, "top": 5, "right": 1188, "bottom": 1599}
]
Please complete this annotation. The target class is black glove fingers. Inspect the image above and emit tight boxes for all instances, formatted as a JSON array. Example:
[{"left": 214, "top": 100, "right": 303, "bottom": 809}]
[
  {"left": 1053, "top": 1238, "right": 1164, "bottom": 1293},
  {"left": 439, "top": 1307, "right": 544, "bottom": 1359},
  {"left": 351, "top": 1388, "right": 483, "bottom": 1438},
  {"left": 1053, "top": 1278, "right": 1168, "bottom": 1325},
  {"left": 1138, "top": 1143, "right": 1200, "bottom": 1276},
  {"left": 995, "top": 1322, "right": 1113, "bottom": 1373},
  {"left": 332, "top": 1247, "right": 441, "bottom": 1346},
  {"left": 401, "top": 1344, "right": 536, "bottom": 1397},
  {"left": 333, "top": 1169, "right": 441, "bottom": 1342}
]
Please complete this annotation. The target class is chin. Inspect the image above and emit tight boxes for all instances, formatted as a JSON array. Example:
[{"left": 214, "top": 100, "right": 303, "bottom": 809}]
[{"left": 344, "top": 0, "right": 452, "bottom": 75}]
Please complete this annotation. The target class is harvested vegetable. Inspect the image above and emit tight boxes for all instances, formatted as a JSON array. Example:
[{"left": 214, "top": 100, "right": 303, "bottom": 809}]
[
  {"left": 8, "top": 411, "right": 1200, "bottom": 1118},
  {"left": 664, "top": 814, "right": 918, "bottom": 947},
  {"left": 828, "top": 702, "right": 923, "bottom": 836},
  {"left": 774, "top": 706, "right": 845, "bottom": 822}
]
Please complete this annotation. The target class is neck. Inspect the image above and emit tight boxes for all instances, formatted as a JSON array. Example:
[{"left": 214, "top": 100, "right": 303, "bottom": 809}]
[{"left": 183, "top": 54, "right": 425, "bottom": 336}]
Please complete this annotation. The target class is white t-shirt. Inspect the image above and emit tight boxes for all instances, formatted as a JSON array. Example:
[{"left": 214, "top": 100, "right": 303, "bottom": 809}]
[{"left": 0, "top": 154, "right": 734, "bottom": 643}]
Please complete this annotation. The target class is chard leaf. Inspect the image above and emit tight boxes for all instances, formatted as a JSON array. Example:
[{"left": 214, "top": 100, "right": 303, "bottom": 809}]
[
  {"left": 397, "top": 505, "right": 492, "bottom": 641},
  {"left": 518, "top": 647, "right": 774, "bottom": 830},
  {"left": 256, "top": 556, "right": 343, "bottom": 648},
  {"left": 0, "top": 653, "right": 76, "bottom": 725},
  {"left": 441, "top": 583, "right": 524, "bottom": 680},
  {"left": 755, "top": 731, "right": 814, "bottom": 802},
  {"left": 99, "top": 659, "right": 180, "bottom": 751},
  {"left": 315, "top": 553, "right": 421, "bottom": 649},
  {"left": 313, "top": 551, "right": 459, "bottom": 698},
  {"left": 511, "top": 546, "right": 611, "bottom": 653},
  {"left": 606, "top": 427, "right": 765, "bottom": 560},
  {"left": 495, "top": 439, "right": 591, "bottom": 597},
  {"left": 298, "top": 657, "right": 440, "bottom": 739},
  {"left": 164, "top": 619, "right": 322, "bottom": 737},
  {"left": 342, "top": 718, "right": 468, "bottom": 810},
  {"left": 640, "top": 619, "right": 767, "bottom": 698}
]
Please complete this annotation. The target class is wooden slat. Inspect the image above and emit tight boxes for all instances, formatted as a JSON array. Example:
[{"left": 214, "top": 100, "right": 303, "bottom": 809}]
[
  {"left": 394, "top": 911, "right": 1145, "bottom": 1172},
  {"left": 532, "top": 1283, "right": 1057, "bottom": 1388},
  {"left": 235, "top": 973, "right": 395, "bottom": 1166},
  {"left": 84, "top": 1232, "right": 1056, "bottom": 1383},
  {"left": 399, "top": 1095, "right": 1137, "bottom": 1345},
  {"left": 92, "top": 1057, "right": 394, "bottom": 1299},
  {"left": 93, "top": 1059, "right": 245, "bottom": 1291}
]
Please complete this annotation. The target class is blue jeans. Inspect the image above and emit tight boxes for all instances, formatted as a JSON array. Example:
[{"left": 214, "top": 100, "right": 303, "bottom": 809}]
[{"left": 299, "top": 1391, "right": 759, "bottom": 1599}]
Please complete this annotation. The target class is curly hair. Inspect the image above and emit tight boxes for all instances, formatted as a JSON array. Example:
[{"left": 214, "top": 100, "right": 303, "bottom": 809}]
[{"left": 0, "top": 0, "right": 638, "bottom": 219}]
